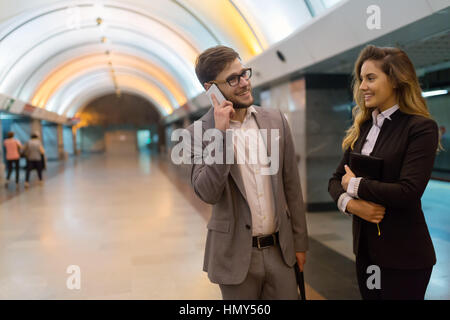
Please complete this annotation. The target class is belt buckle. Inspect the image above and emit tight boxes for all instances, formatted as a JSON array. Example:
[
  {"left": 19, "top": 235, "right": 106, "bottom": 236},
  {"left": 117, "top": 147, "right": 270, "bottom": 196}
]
[{"left": 256, "top": 234, "right": 276, "bottom": 249}]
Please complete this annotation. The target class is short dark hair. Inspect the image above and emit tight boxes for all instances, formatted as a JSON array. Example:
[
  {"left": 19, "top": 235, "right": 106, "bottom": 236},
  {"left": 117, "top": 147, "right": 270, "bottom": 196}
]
[
  {"left": 7, "top": 131, "right": 14, "bottom": 138},
  {"left": 195, "top": 46, "right": 240, "bottom": 87}
]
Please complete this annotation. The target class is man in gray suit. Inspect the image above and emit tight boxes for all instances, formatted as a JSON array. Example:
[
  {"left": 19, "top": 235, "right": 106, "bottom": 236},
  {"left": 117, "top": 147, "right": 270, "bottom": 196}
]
[{"left": 186, "top": 46, "right": 308, "bottom": 299}]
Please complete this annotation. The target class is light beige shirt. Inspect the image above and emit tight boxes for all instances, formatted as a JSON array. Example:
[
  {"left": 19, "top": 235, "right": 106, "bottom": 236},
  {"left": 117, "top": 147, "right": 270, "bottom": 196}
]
[{"left": 229, "top": 106, "right": 276, "bottom": 236}]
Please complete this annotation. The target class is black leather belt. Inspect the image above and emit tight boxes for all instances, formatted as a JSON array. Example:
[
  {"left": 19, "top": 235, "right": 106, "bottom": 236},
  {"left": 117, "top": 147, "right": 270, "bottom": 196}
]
[{"left": 252, "top": 232, "right": 279, "bottom": 249}]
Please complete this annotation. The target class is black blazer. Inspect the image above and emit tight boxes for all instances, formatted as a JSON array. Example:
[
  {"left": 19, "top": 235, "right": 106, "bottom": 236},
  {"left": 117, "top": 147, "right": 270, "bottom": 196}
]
[{"left": 328, "top": 109, "right": 438, "bottom": 269}]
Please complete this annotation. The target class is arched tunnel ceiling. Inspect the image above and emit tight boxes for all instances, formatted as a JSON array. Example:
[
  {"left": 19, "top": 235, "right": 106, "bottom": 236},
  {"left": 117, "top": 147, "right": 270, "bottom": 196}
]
[
  {"left": 81, "top": 92, "right": 162, "bottom": 127},
  {"left": 0, "top": 0, "right": 342, "bottom": 118}
]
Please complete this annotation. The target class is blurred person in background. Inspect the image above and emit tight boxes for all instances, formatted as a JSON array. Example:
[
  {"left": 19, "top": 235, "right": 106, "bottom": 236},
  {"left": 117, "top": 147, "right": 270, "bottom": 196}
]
[
  {"left": 23, "top": 132, "right": 45, "bottom": 188},
  {"left": 3, "top": 131, "right": 22, "bottom": 188}
]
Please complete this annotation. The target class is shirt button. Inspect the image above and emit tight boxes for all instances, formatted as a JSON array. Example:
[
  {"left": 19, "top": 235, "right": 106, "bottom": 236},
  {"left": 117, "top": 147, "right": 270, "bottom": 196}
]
[{"left": 245, "top": 224, "right": 251, "bottom": 230}]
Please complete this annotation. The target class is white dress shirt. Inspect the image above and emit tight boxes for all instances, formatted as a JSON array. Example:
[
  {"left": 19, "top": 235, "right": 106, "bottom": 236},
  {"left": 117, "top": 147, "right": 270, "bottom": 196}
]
[
  {"left": 229, "top": 106, "right": 277, "bottom": 236},
  {"left": 338, "top": 104, "right": 400, "bottom": 215}
]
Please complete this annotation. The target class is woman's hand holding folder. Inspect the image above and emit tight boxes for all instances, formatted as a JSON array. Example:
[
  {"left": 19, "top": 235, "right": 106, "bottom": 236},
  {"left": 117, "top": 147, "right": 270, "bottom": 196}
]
[
  {"left": 346, "top": 199, "right": 386, "bottom": 224},
  {"left": 341, "top": 165, "right": 355, "bottom": 190},
  {"left": 341, "top": 162, "right": 384, "bottom": 236}
]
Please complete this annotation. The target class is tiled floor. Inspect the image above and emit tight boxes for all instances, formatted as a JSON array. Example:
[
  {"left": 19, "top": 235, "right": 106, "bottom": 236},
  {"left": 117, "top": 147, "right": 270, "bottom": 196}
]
[
  {"left": 0, "top": 154, "right": 220, "bottom": 299},
  {"left": 0, "top": 153, "right": 448, "bottom": 300}
]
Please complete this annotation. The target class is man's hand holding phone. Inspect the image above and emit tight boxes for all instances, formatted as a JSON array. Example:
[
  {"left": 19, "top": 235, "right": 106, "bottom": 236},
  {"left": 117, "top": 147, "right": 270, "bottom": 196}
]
[
  {"left": 206, "top": 84, "right": 230, "bottom": 131},
  {"left": 212, "top": 93, "right": 234, "bottom": 131},
  {"left": 206, "top": 83, "right": 234, "bottom": 130}
]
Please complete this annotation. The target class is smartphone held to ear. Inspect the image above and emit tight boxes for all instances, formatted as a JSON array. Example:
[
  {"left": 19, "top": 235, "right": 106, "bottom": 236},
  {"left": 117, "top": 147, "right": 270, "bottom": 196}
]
[{"left": 206, "top": 84, "right": 226, "bottom": 107}]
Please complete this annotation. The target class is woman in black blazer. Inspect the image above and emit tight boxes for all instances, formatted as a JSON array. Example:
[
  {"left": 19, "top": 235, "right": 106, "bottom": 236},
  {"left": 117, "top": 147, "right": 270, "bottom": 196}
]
[{"left": 328, "top": 45, "right": 441, "bottom": 300}]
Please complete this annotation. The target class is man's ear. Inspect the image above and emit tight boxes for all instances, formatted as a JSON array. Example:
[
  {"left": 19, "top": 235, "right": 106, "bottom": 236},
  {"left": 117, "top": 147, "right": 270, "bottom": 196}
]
[{"left": 204, "top": 82, "right": 211, "bottom": 91}]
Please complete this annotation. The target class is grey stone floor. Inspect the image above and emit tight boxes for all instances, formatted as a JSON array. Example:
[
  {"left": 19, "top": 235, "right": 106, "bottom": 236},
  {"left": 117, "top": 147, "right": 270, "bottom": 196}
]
[{"left": 0, "top": 153, "right": 448, "bottom": 299}]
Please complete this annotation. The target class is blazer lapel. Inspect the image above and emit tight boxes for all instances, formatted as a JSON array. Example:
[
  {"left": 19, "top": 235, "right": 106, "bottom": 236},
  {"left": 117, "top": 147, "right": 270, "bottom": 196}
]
[
  {"left": 229, "top": 165, "right": 248, "bottom": 202},
  {"left": 253, "top": 109, "right": 272, "bottom": 158},
  {"left": 354, "top": 109, "right": 404, "bottom": 155},
  {"left": 370, "top": 109, "right": 403, "bottom": 156},
  {"left": 201, "top": 107, "right": 215, "bottom": 129},
  {"left": 355, "top": 120, "right": 372, "bottom": 153},
  {"left": 202, "top": 107, "right": 248, "bottom": 202},
  {"left": 253, "top": 108, "right": 279, "bottom": 203}
]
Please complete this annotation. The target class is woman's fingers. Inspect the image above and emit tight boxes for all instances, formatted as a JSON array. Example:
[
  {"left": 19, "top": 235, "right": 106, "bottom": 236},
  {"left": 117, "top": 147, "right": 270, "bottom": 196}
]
[{"left": 371, "top": 215, "right": 385, "bottom": 223}]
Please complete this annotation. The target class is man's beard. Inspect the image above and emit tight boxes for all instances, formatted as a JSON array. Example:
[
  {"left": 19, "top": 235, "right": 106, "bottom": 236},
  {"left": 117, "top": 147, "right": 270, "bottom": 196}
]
[
  {"left": 225, "top": 91, "right": 254, "bottom": 109},
  {"left": 232, "top": 102, "right": 251, "bottom": 109}
]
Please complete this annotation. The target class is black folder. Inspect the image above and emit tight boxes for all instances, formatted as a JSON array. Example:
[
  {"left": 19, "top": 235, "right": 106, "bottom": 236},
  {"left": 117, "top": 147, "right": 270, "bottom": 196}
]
[
  {"left": 349, "top": 152, "right": 384, "bottom": 236},
  {"left": 294, "top": 263, "right": 306, "bottom": 300},
  {"left": 349, "top": 152, "right": 383, "bottom": 180}
]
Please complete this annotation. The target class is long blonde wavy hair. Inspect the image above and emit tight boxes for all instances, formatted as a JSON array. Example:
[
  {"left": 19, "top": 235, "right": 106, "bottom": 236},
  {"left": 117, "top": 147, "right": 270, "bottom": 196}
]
[{"left": 342, "top": 45, "right": 441, "bottom": 151}]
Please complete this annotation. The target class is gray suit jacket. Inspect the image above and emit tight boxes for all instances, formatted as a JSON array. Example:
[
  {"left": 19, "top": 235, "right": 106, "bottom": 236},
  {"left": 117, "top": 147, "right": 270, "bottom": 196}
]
[{"left": 187, "top": 106, "right": 308, "bottom": 285}]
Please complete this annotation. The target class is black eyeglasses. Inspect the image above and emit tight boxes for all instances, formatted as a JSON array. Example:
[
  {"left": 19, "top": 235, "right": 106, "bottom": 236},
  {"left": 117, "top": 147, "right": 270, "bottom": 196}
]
[{"left": 210, "top": 68, "right": 252, "bottom": 87}]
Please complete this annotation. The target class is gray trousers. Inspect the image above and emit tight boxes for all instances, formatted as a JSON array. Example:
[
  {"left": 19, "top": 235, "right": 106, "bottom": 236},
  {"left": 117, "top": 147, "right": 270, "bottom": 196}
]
[{"left": 219, "top": 244, "right": 299, "bottom": 300}]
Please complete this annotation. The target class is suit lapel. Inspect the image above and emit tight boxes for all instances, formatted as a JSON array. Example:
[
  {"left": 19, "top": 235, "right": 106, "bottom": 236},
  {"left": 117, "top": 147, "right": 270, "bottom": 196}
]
[
  {"left": 201, "top": 107, "right": 215, "bottom": 128},
  {"left": 354, "top": 109, "right": 404, "bottom": 155},
  {"left": 370, "top": 120, "right": 392, "bottom": 156},
  {"left": 370, "top": 109, "right": 403, "bottom": 156},
  {"left": 253, "top": 109, "right": 272, "bottom": 158},
  {"left": 229, "top": 165, "right": 248, "bottom": 202},
  {"left": 201, "top": 107, "right": 248, "bottom": 202},
  {"left": 200, "top": 106, "right": 281, "bottom": 205},
  {"left": 253, "top": 108, "right": 279, "bottom": 204},
  {"left": 355, "top": 120, "right": 372, "bottom": 153}
]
